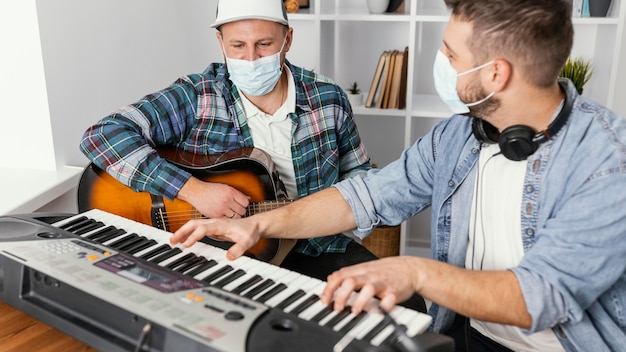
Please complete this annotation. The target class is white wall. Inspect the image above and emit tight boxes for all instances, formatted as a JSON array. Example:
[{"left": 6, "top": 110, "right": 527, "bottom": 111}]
[
  {"left": 0, "top": 1, "right": 56, "bottom": 170},
  {"left": 34, "top": 0, "right": 223, "bottom": 168}
]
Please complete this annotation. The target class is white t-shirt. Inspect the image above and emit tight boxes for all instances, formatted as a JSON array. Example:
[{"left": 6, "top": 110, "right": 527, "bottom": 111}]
[
  {"left": 466, "top": 143, "right": 564, "bottom": 352},
  {"left": 239, "top": 66, "right": 298, "bottom": 199}
]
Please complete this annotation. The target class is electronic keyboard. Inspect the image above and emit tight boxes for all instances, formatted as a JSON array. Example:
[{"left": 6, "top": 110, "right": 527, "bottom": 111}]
[{"left": 0, "top": 209, "right": 453, "bottom": 352}]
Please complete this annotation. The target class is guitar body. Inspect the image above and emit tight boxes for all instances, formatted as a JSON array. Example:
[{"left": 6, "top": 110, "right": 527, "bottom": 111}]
[{"left": 78, "top": 147, "right": 288, "bottom": 262}]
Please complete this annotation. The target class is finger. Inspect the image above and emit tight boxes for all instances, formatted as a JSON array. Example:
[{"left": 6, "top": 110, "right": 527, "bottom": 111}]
[
  {"left": 351, "top": 283, "right": 377, "bottom": 314},
  {"left": 332, "top": 278, "right": 358, "bottom": 312},
  {"left": 322, "top": 271, "right": 346, "bottom": 304},
  {"left": 379, "top": 292, "right": 397, "bottom": 313},
  {"left": 226, "top": 243, "right": 247, "bottom": 261}
]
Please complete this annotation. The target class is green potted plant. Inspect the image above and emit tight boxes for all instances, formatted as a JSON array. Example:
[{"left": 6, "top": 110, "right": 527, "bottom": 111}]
[
  {"left": 346, "top": 81, "right": 363, "bottom": 107},
  {"left": 560, "top": 57, "right": 593, "bottom": 95}
]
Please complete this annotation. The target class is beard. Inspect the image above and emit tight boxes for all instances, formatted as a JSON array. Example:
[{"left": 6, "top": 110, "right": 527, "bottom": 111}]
[{"left": 460, "top": 78, "right": 500, "bottom": 118}]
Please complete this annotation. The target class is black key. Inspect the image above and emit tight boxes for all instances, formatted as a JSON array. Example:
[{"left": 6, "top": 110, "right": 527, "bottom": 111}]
[
  {"left": 125, "top": 239, "right": 157, "bottom": 255},
  {"left": 107, "top": 233, "right": 139, "bottom": 249},
  {"left": 255, "top": 283, "right": 287, "bottom": 304},
  {"left": 324, "top": 307, "right": 352, "bottom": 328},
  {"left": 201, "top": 265, "right": 234, "bottom": 284},
  {"left": 149, "top": 247, "right": 183, "bottom": 264},
  {"left": 338, "top": 311, "right": 368, "bottom": 334},
  {"left": 139, "top": 244, "right": 170, "bottom": 260},
  {"left": 64, "top": 218, "right": 96, "bottom": 233},
  {"left": 175, "top": 256, "right": 208, "bottom": 273},
  {"left": 213, "top": 269, "right": 246, "bottom": 288},
  {"left": 362, "top": 319, "right": 389, "bottom": 342},
  {"left": 310, "top": 303, "right": 335, "bottom": 323},
  {"left": 73, "top": 221, "right": 106, "bottom": 235},
  {"left": 381, "top": 324, "right": 408, "bottom": 346},
  {"left": 243, "top": 279, "right": 275, "bottom": 299},
  {"left": 95, "top": 229, "right": 128, "bottom": 244},
  {"left": 184, "top": 259, "right": 218, "bottom": 277},
  {"left": 289, "top": 295, "right": 319, "bottom": 316},
  {"left": 164, "top": 253, "right": 197, "bottom": 270},
  {"left": 84, "top": 226, "right": 119, "bottom": 240},
  {"left": 231, "top": 275, "right": 263, "bottom": 294},
  {"left": 58, "top": 216, "right": 88, "bottom": 230},
  {"left": 275, "top": 290, "right": 306, "bottom": 310},
  {"left": 117, "top": 236, "right": 148, "bottom": 252}
]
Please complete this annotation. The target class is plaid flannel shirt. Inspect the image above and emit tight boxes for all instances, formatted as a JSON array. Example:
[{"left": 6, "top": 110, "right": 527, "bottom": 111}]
[{"left": 80, "top": 60, "right": 370, "bottom": 256}]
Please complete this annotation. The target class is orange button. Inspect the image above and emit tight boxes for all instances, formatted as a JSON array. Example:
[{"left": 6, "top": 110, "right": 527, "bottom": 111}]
[
  {"left": 87, "top": 255, "right": 99, "bottom": 261},
  {"left": 186, "top": 293, "right": 195, "bottom": 299},
  {"left": 194, "top": 296, "right": 204, "bottom": 303}
]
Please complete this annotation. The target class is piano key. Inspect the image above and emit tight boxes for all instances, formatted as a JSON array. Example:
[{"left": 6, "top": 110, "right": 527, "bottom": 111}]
[
  {"left": 125, "top": 238, "right": 158, "bottom": 255},
  {"left": 372, "top": 308, "right": 414, "bottom": 347},
  {"left": 164, "top": 252, "right": 198, "bottom": 270},
  {"left": 107, "top": 233, "right": 140, "bottom": 249},
  {"left": 52, "top": 210, "right": 435, "bottom": 345},
  {"left": 242, "top": 279, "right": 275, "bottom": 299},
  {"left": 73, "top": 221, "right": 106, "bottom": 235},
  {"left": 57, "top": 215, "right": 89, "bottom": 230},
  {"left": 212, "top": 269, "right": 247, "bottom": 288},
  {"left": 230, "top": 275, "right": 263, "bottom": 295},
  {"left": 172, "top": 255, "right": 207, "bottom": 273},
  {"left": 83, "top": 226, "right": 120, "bottom": 240},
  {"left": 201, "top": 265, "right": 234, "bottom": 284},
  {"left": 184, "top": 259, "right": 218, "bottom": 277},
  {"left": 255, "top": 283, "right": 287, "bottom": 304},
  {"left": 138, "top": 244, "right": 171, "bottom": 260},
  {"left": 116, "top": 236, "right": 150, "bottom": 252}
]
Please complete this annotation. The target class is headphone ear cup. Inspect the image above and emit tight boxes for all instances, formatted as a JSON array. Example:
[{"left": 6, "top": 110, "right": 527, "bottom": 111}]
[
  {"left": 472, "top": 118, "right": 499, "bottom": 144},
  {"left": 498, "top": 125, "right": 537, "bottom": 161}
]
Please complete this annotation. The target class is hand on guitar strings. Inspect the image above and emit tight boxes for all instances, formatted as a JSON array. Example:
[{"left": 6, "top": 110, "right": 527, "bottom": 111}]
[
  {"left": 170, "top": 216, "right": 261, "bottom": 260},
  {"left": 177, "top": 177, "right": 250, "bottom": 219}
]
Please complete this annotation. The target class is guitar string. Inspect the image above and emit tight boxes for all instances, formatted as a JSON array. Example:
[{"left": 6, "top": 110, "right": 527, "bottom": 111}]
[{"left": 157, "top": 200, "right": 293, "bottom": 228}]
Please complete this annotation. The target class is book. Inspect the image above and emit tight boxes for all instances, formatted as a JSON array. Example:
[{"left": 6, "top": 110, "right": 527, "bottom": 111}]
[
  {"left": 380, "top": 49, "right": 398, "bottom": 108},
  {"left": 398, "top": 46, "right": 409, "bottom": 109},
  {"left": 387, "top": 50, "right": 404, "bottom": 109},
  {"left": 375, "top": 51, "right": 392, "bottom": 109},
  {"left": 365, "top": 51, "right": 388, "bottom": 108},
  {"left": 572, "top": 0, "right": 583, "bottom": 17}
]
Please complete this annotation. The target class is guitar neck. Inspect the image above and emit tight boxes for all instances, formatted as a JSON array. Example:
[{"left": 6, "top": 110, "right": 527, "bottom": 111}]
[{"left": 246, "top": 199, "right": 293, "bottom": 217}]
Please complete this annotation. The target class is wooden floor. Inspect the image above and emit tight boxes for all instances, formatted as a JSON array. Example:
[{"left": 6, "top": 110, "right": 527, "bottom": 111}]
[{"left": 0, "top": 301, "right": 96, "bottom": 352}]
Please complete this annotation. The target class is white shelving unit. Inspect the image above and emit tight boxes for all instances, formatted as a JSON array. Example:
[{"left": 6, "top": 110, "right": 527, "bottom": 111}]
[{"left": 285, "top": 0, "right": 626, "bottom": 255}]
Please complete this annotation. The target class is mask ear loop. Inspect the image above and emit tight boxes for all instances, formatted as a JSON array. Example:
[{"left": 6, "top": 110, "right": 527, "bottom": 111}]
[{"left": 458, "top": 60, "right": 495, "bottom": 107}]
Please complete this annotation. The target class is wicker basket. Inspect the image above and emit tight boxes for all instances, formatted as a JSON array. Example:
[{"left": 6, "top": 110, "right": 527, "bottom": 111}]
[{"left": 362, "top": 225, "right": 400, "bottom": 258}]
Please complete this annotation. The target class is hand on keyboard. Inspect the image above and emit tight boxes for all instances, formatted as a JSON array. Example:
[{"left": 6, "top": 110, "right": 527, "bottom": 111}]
[
  {"left": 171, "top": 217, "right": 260, "bottom": 260},
  {"left": 322, "top": 256, "right": 421, "bottom": 314}
]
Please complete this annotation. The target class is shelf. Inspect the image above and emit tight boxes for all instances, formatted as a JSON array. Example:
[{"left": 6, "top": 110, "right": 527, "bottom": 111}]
[{"left": 0, "top": 165, "right": 83, "bottom": 215}]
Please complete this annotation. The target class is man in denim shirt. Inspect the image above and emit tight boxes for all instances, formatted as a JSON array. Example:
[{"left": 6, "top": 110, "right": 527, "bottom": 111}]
[{"left": 172, "top": 0, "right": 626, "bottom": 350}]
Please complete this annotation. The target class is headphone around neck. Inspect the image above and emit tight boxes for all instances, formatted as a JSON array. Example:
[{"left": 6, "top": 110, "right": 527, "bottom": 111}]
[{"left": 471, "top": 80, "right": 573, "bottom": 161}]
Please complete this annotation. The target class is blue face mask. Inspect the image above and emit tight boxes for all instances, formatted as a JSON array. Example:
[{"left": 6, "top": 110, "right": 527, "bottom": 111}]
[
  {"left": 433, "top": 50, "right": 494, "bottom": 114},
  {"left": 224, "top": 36, "right": 286, "bottom": 97}
]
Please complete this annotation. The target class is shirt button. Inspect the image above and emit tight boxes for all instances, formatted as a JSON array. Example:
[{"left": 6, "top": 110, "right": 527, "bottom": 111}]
[
  {"left": 471, "top": 148, "right": 480, "bottom": 154},
  {"left": 525, "top": 228, "right": 535, "bottom": 236},
  {"left": 448, "top": 180, "right": 455, "bottom": 187},
  {"left": 526, "top": 185, "right": 534, "bottom": 193}
]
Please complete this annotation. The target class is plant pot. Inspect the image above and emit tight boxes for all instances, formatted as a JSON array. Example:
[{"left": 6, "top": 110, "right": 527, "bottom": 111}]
[
  {"left": 367, "top": 0, "right": 390, "bottom": 14},
  {"left": 348, "top": 93, "right": 363, "bottom": 107}
]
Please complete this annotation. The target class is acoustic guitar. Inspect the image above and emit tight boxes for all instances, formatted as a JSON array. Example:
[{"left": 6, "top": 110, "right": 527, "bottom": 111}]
[{"left": 77, "top": 147, "right": 293, "bottom": 263}]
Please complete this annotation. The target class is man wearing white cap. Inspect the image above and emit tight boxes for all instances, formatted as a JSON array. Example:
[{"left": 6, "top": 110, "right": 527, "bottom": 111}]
[{"left": 80, "top": 0, "right": 426, "bottom": 311}]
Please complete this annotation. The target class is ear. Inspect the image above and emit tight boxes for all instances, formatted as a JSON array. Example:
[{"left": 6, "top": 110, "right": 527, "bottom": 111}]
[
  {"left": 283, "top": 27, "right": 294, "bottom": 53},
  {"left": 486, "top": 58, "right": 512, "bottom": 92}
]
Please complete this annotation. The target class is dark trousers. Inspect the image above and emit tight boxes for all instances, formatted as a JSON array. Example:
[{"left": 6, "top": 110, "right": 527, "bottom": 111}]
[
  {"left": 280, "top": 239, "right": 427, "bottom": 313},
  {"left": 445, "top": 314, "right": 514, "bottom": 352}
]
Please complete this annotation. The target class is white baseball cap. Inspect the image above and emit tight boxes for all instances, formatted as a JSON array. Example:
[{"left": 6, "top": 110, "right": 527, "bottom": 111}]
[{"left": 211, "top": 0, "right": 289, "bottom": 28}]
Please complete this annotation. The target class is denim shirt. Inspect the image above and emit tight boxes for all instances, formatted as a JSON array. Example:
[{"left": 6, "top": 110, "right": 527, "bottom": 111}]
[{"left": 335, "top": 79, "right": 626, "bottom": 351}]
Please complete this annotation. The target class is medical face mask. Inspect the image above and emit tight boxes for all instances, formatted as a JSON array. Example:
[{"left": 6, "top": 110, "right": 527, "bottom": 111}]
[
  {"left": 433, "top": 50, "right": 495, "bottom": 114},
  {"left": 224, "top": 36, "right": 286, "bottom": 96}
]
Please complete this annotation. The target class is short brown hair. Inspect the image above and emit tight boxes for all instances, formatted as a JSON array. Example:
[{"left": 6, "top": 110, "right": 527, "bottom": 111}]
[{"left": 444, "top": 0, "right": 573, "bottom": 88}]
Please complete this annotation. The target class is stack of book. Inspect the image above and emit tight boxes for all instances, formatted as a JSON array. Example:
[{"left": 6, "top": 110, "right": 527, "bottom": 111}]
[
  {"left": 365, "top": 47, "right": 409, "bottom": 109},
  {"left": 571, "top": 0, "right": 612, "bottom": 17}
]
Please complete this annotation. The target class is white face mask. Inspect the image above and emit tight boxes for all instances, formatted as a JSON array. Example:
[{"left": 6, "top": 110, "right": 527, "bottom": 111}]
[
  {"left": 433, "top": 50, "right": 495, "bottom": 114},
  {"left": 223, "top": 36, "right": 286, "bottom": 96}
]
